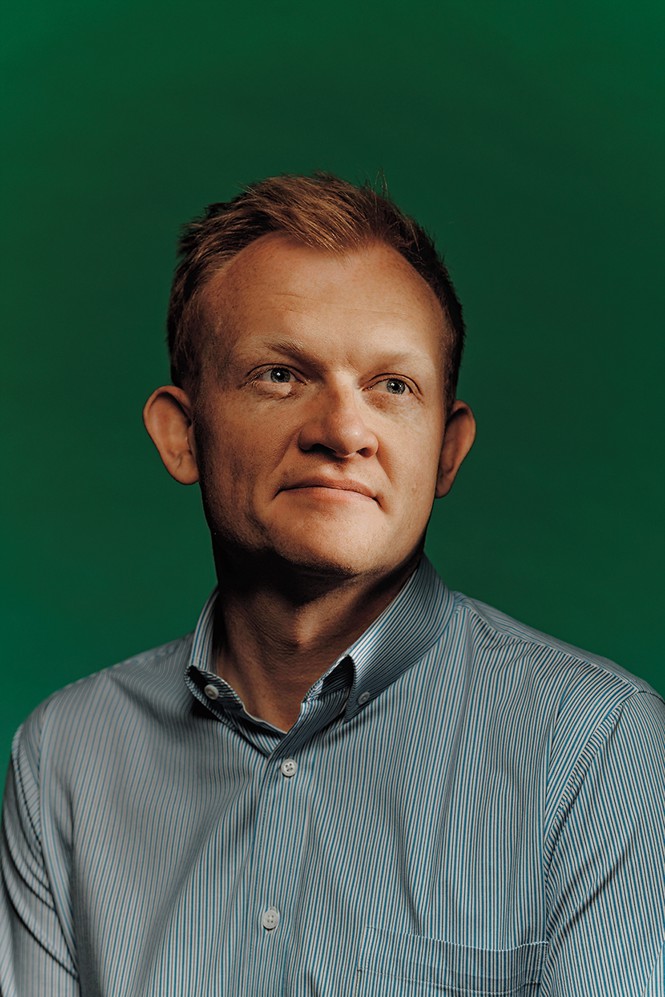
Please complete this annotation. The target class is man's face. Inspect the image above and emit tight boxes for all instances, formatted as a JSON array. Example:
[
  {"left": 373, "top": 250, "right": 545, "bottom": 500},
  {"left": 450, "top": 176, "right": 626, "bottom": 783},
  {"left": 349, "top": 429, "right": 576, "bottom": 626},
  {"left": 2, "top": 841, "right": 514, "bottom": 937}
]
[{"left": 188, "top": 234, "right": 460, "bottom": 581}]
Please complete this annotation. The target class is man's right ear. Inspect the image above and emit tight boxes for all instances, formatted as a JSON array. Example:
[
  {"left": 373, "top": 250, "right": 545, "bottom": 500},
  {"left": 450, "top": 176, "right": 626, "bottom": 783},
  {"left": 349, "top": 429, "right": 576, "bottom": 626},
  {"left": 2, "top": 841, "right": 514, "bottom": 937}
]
[{"left": 143, "top": 386, "right": 199, "bottom": 485}]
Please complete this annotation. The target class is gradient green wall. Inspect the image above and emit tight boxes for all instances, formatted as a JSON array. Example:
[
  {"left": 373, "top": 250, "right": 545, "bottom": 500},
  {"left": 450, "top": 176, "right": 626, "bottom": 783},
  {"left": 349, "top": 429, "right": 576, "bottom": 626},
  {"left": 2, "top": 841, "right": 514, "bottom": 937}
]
[{"left": 3, "top": 1, "right": 664, "bottom": 776}]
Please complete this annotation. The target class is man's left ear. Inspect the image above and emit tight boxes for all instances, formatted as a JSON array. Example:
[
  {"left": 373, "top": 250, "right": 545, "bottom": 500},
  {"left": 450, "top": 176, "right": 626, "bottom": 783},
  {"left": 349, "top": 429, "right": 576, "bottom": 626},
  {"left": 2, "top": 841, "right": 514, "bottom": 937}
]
[{"left": 435, "top": 400, "right": 476, "bottom": 498}]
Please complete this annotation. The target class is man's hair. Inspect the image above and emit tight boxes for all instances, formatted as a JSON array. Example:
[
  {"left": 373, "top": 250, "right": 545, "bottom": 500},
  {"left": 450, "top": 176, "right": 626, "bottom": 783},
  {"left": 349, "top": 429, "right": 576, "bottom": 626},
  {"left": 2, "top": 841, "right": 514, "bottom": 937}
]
[{"left": 167, "top": 173, "right": 466, "bottom": 407}]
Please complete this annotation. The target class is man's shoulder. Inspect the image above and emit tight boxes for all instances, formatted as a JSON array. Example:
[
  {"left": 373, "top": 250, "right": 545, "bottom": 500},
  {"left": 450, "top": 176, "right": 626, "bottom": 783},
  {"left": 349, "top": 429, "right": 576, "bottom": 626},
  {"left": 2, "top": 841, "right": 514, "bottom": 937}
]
[
  {"left": 453, "top": 590, "right": 657, "bottom": 696},
  {"left": 435, "top": 589, "right": 665, "bottom": 795},
  {"left": 437, "top": 589, "right": 663, "bottom": 743},
  {"left": 14, "top": 632, "right": 196, "bottom": 763}
]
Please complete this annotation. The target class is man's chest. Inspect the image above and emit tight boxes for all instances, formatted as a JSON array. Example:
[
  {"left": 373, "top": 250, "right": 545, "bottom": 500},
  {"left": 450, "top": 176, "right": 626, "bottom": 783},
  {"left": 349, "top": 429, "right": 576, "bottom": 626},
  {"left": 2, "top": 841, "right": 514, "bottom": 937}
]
[{"left": 61, "top": 697, "right": 550, "bottom": 995}]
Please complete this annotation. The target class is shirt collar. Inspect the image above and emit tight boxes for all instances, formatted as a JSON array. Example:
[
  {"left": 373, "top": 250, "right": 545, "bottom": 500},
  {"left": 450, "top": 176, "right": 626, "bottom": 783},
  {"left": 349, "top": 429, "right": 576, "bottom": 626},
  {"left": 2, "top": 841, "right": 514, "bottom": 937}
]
[
  {"left": 185, "top": 555, "right": 455, "bottom": 728},
  {"left": 338, "top": 555, "right": 455, "bottom": 721}
]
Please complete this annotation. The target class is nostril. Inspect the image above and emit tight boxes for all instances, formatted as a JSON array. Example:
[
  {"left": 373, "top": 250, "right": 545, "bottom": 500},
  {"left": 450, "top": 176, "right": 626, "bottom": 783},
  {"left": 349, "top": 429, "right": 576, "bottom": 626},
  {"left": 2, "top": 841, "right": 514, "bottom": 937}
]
[{"left": 298, "top": 423, "right": 379, "bottom": 459}]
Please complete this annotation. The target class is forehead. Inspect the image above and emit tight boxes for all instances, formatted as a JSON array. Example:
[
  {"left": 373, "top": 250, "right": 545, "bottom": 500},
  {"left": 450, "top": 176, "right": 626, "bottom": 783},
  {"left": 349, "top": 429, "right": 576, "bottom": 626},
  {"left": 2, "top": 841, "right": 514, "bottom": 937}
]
[{"left": 196, "top": 234, "right": 448, "bottom": 363}]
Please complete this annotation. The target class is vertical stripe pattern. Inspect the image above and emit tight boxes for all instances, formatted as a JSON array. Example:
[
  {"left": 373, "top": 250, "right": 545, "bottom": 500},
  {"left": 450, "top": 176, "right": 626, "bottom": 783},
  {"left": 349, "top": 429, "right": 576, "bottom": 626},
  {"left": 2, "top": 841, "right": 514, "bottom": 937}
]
[{"left": 1, "top": 557, "right": 664, "bottom": 995}]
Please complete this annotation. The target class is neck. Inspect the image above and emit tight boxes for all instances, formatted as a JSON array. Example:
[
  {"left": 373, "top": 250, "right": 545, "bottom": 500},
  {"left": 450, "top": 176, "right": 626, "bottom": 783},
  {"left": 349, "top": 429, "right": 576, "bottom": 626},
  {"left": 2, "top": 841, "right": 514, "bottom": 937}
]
[{"left": 211, "top": 551, "right": 420, "bottom": 731}]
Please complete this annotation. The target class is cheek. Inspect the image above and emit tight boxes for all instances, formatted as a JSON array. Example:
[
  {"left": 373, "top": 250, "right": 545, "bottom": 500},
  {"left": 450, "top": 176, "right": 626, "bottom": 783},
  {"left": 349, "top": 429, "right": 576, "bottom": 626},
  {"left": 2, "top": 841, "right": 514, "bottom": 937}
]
[
  {"left": 195, "top": 407, "right": 244, "bottom": 475},
  {"left": 197, "top": 424, "right": 286, "bottom": 507},
  {"left": 193, "top": 424, "right": 244, "bottom": 502},
  {"left": 383, "top": 425, "right": 443, "bottom": 488}
]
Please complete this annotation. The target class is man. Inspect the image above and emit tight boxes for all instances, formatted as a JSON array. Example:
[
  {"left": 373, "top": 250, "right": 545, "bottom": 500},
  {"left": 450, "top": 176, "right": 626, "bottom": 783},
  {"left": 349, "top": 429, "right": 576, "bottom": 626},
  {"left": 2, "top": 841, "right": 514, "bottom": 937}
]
[{"left": 1, "top": 174, "right": 663, "bottom": 995}]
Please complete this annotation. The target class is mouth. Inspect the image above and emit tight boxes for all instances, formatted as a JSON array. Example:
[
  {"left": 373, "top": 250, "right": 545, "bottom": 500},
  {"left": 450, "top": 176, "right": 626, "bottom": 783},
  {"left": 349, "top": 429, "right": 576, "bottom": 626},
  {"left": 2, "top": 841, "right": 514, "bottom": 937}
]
[{"left": 281, "top": 477, "right": 377, "bottom": 501}]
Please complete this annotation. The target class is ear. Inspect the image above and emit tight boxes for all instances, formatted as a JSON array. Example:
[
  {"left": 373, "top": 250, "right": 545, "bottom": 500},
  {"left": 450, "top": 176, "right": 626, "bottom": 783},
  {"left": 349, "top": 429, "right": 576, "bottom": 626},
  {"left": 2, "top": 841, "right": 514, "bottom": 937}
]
[
  {"left": 435, "top": 400, "right": 476, "bottom": 498},
  {"left": 143, "top": 386, "right": 199, "bottom": 485}
]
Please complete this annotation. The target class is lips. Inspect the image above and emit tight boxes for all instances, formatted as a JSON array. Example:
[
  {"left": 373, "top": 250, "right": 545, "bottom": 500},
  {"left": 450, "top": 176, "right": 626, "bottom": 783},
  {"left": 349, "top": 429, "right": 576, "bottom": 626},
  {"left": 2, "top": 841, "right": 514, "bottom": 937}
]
[{"left": 281, "top": 476, "right": 376, "bottom": 500}]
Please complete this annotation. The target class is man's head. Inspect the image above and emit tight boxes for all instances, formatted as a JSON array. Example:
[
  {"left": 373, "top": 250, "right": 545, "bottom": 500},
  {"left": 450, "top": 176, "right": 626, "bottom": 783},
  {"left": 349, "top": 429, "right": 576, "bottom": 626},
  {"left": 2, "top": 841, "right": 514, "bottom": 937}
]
[
  {"left": 167, "top": 173, "right": 465, "bottom": 412},
  {"left": 146, "top": 175, "right": 475, "bottom": 586}
]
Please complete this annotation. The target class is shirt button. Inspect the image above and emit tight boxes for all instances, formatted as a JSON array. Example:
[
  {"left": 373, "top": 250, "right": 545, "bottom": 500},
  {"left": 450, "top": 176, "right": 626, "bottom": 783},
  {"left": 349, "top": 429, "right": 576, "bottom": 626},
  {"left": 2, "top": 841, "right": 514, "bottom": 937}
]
[
  {"left": 358, "top": 691, "right": 371, "bottom": 705},
  {"left": 280, "top": 758, "right": 297, "bottom": 778},
  {"left": 203, "top": 684, "right": 219, "bottom": 701},
  {"left": 261, "top": 906, "right": 280, "bottom": 930}
]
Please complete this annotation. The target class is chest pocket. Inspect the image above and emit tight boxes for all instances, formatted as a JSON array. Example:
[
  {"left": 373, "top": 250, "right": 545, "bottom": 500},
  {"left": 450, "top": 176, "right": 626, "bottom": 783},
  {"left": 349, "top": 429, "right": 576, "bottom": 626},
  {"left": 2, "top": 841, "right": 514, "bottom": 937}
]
[{"left": 354, "top": 926, "right": 547, "bottom": 995}]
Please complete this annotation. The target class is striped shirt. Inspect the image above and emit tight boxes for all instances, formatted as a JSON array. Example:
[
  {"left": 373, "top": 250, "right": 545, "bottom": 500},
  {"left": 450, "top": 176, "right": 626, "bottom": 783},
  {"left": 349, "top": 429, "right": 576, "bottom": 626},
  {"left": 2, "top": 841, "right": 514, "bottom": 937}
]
[{"left": 1, "top": 557, "right": 664, "bottom": 995}]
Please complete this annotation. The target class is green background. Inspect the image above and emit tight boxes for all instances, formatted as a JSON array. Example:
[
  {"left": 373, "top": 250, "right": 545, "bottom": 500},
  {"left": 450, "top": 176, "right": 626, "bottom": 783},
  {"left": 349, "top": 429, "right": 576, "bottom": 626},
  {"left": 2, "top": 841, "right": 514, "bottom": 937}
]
[{"left": 2, "top": 1, "right": 664, "bottom": 777}]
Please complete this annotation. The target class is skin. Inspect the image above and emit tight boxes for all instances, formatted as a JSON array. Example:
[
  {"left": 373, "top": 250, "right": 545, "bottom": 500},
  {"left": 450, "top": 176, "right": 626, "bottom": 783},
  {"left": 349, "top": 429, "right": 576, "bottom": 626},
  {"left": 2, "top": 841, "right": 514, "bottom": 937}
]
[{"left": 144, "top": 234, "right": 476, "bottom": 729}]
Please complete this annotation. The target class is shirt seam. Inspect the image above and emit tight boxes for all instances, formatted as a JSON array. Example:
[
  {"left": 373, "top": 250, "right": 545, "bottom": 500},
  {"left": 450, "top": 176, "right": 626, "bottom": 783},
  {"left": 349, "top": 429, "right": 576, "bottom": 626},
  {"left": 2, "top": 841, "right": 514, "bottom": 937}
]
[
  {"left": 543, "top": 689, "right": 658, "bottom": 918},
  {"left": 551, "top": 689, "right": 659, "bottom": 826},
  {"left": 12, "top": 722, "right": 80, "bottom": 981},
  {"left": 359, "top": 967, "right": 541, "bottom": 994}
]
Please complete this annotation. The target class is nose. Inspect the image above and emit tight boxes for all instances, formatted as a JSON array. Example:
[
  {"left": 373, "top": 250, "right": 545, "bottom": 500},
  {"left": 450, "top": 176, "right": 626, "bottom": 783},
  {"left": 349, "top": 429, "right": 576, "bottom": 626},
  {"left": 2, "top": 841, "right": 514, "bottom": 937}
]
[{"left": 297, "top": 385, "right": 379, "bottom": 458}]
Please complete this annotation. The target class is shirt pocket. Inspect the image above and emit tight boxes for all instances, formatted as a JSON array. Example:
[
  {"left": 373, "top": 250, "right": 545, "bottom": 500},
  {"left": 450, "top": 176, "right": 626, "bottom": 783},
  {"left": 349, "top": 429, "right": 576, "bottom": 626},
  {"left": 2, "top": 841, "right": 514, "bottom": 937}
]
[{"left": 354, "top": 926, "right": 548, "bottom": 996}]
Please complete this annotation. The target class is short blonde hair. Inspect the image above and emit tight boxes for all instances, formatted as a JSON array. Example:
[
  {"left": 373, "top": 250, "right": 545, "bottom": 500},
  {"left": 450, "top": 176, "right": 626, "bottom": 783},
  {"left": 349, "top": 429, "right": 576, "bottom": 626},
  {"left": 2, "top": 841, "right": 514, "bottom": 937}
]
[{"left": 167, "top": 173, "right": 465, "bottom": 407}]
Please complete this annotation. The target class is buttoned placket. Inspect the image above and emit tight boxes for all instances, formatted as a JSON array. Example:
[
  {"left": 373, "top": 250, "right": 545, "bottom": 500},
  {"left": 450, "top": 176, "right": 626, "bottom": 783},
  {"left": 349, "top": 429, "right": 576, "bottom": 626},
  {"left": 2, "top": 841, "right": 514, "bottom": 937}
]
[
  {"left": 186, "top": 649, "right": 365, "bottom": 985},
  {"left": 208, "top": 685, "right": 351, "bottom": 986}
]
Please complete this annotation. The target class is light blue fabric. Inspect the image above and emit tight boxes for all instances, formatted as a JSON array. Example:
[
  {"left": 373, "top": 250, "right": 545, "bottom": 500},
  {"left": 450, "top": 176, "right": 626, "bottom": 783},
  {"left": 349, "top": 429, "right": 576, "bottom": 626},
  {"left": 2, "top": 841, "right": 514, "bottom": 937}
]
[{"left": 2, "top": 557, "right": 664, "bottom": 995}]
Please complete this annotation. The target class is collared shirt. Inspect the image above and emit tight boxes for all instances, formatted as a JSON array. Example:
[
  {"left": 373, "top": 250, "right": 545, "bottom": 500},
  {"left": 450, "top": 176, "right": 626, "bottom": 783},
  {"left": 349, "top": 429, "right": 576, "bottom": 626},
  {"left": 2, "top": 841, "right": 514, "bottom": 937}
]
[{"left": 1, "top": 558, "right": 664, "bottom": 995}]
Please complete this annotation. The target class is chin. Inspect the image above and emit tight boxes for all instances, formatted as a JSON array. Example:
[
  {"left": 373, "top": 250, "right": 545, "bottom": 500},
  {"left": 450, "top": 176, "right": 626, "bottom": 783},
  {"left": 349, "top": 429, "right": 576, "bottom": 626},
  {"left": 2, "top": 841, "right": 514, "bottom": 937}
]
[
  {"left": 267, "top": 515, "right": 417, "bottom": 581},
  {"left": 264, "top": 523, "right": 389, "bottom": 577},
  {"left": 280, "top": 544, "right": 378, "bottom": 579}
]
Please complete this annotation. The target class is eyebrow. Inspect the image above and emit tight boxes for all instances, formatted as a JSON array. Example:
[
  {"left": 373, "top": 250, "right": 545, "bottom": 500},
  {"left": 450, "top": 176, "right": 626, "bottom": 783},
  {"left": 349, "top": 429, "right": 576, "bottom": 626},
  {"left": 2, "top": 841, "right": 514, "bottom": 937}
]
[{"left": 235, "top": 338, "right": 436, "bottom": 371}]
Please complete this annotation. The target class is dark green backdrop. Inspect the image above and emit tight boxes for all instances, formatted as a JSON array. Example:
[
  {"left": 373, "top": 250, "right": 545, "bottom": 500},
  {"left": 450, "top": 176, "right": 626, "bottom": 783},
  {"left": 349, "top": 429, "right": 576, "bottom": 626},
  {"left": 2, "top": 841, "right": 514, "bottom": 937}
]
[{"left": 2, "top": 1, "right": 664, "bottom": 777}]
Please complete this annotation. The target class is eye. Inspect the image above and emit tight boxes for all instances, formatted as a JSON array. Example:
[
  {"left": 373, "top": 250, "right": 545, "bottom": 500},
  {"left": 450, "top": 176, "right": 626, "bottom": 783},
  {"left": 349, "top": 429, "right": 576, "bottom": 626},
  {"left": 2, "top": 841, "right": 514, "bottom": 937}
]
[
  {"left": 256, "top": 366, "right": 294, "bottom": 383},
  {"left": 374, "top": 377, "right": 410, "bottom": 395}
]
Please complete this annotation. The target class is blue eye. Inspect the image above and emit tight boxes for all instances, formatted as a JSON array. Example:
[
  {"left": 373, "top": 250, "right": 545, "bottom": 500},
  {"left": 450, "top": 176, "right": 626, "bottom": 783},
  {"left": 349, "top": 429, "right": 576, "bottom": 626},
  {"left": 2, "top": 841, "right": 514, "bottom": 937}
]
[
  {"left": 257, "top": 367, "right": 293, "bottom": 383},
  {"left": 379, "top": 378, "right": 409, "bottom": 395}
]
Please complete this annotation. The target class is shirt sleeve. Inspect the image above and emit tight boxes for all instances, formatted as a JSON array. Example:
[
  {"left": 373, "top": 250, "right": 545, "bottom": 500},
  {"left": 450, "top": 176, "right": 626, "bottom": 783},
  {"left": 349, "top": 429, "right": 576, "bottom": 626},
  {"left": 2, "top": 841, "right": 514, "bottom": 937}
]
[
  {"left": 0, "top": 721, "right": 80, "bottom": 997},
  {"left": 542, "top": 690, "right": 665, "bottom": 997}
]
